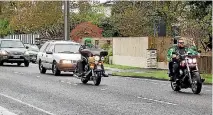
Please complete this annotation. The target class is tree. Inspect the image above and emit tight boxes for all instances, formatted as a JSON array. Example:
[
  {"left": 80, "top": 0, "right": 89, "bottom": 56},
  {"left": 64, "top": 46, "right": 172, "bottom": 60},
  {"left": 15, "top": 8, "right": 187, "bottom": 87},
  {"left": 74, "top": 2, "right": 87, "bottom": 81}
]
[
  {"left": 9, "top": 1, "right": 63, "bottom": 38},
  {"left": 98, "top": 17, "right": 120, "bottom": 37},
  {"left": 70, "top": 22, "right": 102, "bottom": 42},
  {"left": 70, "top": 1, "right": 105, "bottom": 31},
  {"left": 0, "top": 19, "right": 13, "bottom": 37},
  {"left": 111, "top": 1, "right": 153, "bottom": 37}
]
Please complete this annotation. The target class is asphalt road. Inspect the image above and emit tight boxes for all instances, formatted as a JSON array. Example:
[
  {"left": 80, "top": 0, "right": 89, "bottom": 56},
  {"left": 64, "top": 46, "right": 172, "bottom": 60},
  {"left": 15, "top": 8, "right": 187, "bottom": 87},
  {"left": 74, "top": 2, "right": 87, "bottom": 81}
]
[{"left": 0, "top": 63, "right": 212, "bottom": 115}]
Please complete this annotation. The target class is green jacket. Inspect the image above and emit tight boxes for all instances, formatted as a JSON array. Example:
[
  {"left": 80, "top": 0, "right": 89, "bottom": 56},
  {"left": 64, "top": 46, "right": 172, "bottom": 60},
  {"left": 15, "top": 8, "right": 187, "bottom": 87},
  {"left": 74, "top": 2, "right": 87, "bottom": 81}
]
[{"left": 167, "top": 45, "right": 198, "bottom": 61}]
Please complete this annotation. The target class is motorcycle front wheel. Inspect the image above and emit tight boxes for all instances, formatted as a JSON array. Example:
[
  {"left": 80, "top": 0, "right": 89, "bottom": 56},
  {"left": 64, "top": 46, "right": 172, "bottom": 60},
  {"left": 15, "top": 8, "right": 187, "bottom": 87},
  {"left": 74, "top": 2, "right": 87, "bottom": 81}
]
[
  {"left": 93, "top": 72, "right": 102, "bottom": 86},
  {"left": 171, "top": 81, "right": 181, "bottom": 91},
  {"left": 191, "top": 72, "right": 202, "bottom": 94},
  {"left": 81, "top": 77, "right": 89, "bottom": 84}
]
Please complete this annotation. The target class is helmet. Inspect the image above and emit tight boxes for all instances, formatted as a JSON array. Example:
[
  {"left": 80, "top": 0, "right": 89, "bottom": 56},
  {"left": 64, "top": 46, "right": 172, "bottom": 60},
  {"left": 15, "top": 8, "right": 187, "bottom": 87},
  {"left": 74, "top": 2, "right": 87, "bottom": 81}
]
[
  {"left": 84, "top": 38, "right": 92, "bottom": 44},
  {"left": 83, "top": 38, "right": 93, "bottom": 47}
]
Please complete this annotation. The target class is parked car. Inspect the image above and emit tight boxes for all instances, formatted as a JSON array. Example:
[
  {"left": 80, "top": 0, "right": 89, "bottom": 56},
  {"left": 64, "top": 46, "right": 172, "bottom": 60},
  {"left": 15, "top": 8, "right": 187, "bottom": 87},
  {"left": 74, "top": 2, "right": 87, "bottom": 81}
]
[
  {"left": 24, "top": 44, "right": 39, "bottom": 63},
  {"left": 37, "top": 40, "right": 81, "bottom": 76},
  {"left": 0, "top": 39, "right": 30, "bottom": 66}
]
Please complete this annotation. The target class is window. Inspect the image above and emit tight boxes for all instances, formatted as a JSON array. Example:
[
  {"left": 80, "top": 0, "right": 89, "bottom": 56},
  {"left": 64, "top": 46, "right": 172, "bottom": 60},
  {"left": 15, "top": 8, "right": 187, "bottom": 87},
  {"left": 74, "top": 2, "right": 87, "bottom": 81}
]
[
  {"left": 107, "top": 40, "right": 111, "bottom": 45},
  {"left": 40, "top": 42, "right": 49, "bottom": 52},
  {"left": 45, "top": 44, "right": 53, "bottom": 52},
  {"left": 48, "top": 44, "right": 54, "bottom": 52},
  {"left": 54, "top": 44, "right": 80, "bottom": 53},
  {"left": 95, "top": 40, "right": 99, "bottom": 46},
  {"left": 0, "top": 40, "right": 25, "bottom": 48}
]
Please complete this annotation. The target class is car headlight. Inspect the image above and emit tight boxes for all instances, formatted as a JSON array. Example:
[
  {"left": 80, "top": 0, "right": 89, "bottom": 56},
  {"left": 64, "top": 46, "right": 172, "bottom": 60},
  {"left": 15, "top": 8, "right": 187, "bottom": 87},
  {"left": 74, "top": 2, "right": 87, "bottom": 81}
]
[
  {"left": 0, "top": 50, "right": 7, "bottom": 55},
  {"left": 101, "top": 57, "right": 104, "bottom": 61},
  {"left": 61, "top": 60, "right": 72, "bottom": 63},
  {"left": 188, "top": 59, "right": 193, "bottom": 63},
  {"left": 94, "top": 56, "right": 100, "bottom": 61},
  {"left": 192, "top": 58, "right": 197, "bottom": 63},
  {"left": 24, "top": 51, "right": 29, "bottom": 55}
]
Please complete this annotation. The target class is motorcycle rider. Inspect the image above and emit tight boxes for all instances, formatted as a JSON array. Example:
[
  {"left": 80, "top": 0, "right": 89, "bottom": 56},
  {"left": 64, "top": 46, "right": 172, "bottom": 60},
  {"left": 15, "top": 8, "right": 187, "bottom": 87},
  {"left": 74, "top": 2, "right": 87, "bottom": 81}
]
[
  {"left": 76, "top": 38, "right": 108, "bottom": 77},
  {"left": 167, "top": 38, "right": 198, "bottom": 81}
]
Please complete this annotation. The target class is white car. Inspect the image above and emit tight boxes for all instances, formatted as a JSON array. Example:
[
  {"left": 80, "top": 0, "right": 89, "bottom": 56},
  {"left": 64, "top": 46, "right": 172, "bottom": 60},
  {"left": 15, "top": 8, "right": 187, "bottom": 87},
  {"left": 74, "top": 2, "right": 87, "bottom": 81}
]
[{"left": 37, "top": 40, "right": 81, "bottom": 76}]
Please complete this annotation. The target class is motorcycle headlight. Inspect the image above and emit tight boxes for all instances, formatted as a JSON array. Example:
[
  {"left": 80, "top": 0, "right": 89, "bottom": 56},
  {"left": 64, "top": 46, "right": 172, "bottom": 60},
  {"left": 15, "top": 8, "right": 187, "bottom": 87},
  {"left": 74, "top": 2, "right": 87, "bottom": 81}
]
[
  {"left": 192, "top": 58, "right": 197, "bottom": 63},
  {"left": 24, "top": 51, "right": 29, "bottom": 55},
  {"left": 61, "top": 60, "right": 72, "bottom": 63},
  {"left": 188, "top": 59, "right": 193, "bottom": 63},
  {"left": 0, "top": 50, "right": 7, "bottom": 55},
  {"left": 94, "top": 56, "right": 100, "bottom": 61},
  {"left": 101, "top": 57, "right": 104, "bottom": 61}
]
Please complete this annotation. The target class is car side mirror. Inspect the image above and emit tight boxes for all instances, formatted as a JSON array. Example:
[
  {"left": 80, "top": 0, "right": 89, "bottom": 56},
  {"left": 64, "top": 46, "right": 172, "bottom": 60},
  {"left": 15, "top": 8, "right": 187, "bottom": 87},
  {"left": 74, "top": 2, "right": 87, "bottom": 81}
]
[
  {"left": 26, "top": 46, "right": 29, "bottom": 49},
  {"left": 46, "top": 51, "right": 53, "bottom": 54}
]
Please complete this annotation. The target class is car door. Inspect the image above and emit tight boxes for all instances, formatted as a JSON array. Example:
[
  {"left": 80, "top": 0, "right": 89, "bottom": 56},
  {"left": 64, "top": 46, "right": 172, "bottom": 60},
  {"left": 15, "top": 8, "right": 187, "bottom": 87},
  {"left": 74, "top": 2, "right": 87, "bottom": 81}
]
[
  {"left": 46, "top": 44, "right": 54, "bottom": 69},
  {"left": 43, "top": 43, "right": 52, "bottom": 68},
  {"left": 37, "top": 42, "right": 49, "bottom": 64}
]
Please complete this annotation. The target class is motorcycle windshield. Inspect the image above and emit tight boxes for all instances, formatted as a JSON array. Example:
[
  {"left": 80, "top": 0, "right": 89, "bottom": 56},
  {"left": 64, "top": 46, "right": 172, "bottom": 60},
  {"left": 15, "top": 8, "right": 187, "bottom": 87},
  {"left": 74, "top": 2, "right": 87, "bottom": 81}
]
[{"left": 84, "top": 48, "right": 108, "bottom": 57}]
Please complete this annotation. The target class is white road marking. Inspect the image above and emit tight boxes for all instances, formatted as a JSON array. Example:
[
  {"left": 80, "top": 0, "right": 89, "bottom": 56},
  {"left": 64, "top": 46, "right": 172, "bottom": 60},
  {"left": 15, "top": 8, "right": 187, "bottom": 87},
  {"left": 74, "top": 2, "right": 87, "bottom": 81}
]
[
  {"left": 0, "top": 93, "right": 55, "bottom": 115},
  {"left": 137, "top": 96, "right": 142, "bottom": 99},
  {"left": 101, "top": 88, "right": 107, "bottom": 91},
  {"left": 140, "top": 96, "right": 177, "bottom": 106},
  {"left": 60, "top": 80, "right": 65, "bottom": 83},
  {"left": 36, "top": 76, "right": 40, "bottom": 78},
  {"left": 67, "top": 82, "right": 72, "bottom": 84},
  {"left": 0, "top": 106, "right": 17, "bottom": 115}
]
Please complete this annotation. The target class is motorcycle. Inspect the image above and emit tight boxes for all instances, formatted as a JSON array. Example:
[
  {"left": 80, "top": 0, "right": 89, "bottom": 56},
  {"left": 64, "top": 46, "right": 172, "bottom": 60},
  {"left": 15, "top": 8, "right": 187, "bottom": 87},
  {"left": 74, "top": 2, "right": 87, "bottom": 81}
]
[
  {"left": 170, "top": 52, "right": 205, "bottom": 94},
  {"left": 74, "top": 48, "right": 108, "bottom": 86}
]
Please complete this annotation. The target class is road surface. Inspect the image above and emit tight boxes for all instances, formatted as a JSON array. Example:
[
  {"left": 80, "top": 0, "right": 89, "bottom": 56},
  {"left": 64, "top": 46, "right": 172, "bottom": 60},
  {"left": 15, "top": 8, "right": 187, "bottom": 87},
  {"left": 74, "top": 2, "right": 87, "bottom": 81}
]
[{"left": 0, "top": 63, "right": 212, "bottom": 115}]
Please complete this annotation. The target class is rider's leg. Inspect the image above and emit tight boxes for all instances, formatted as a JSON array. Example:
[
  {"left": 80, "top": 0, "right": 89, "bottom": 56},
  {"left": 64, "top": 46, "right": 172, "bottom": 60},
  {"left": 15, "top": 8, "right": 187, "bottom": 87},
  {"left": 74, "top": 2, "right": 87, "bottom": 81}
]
[
  {"left": 173, "top": 62, "right": 179, "bottom": 81},
  {"left": 101, "top": 64, "right": 108, "bottom": 77}
]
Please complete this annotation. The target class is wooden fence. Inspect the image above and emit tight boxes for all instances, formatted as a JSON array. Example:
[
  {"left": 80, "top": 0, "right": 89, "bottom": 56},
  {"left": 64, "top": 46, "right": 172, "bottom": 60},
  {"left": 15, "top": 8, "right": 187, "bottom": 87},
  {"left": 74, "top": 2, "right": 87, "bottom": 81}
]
[{"left": 197, "top": 56, "right": 212, "bottom": 74}]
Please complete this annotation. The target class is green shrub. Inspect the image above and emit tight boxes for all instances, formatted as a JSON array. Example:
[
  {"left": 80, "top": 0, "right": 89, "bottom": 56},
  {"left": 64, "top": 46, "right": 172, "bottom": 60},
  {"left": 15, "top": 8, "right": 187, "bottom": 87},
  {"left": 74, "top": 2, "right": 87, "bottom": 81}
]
[{"left": 101, "top": 43, "right": 113, "bottom": 64}]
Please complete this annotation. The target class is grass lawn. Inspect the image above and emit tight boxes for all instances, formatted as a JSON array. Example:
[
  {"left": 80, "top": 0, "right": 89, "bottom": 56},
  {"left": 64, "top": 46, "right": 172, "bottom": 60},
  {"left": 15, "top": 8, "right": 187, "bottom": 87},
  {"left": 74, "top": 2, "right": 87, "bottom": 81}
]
[
  {"left": 104, "top": 64, "right": 140, "bottom": 70},
  {"left": 112, "top": 71, "right": 212, "bottom": 84}
]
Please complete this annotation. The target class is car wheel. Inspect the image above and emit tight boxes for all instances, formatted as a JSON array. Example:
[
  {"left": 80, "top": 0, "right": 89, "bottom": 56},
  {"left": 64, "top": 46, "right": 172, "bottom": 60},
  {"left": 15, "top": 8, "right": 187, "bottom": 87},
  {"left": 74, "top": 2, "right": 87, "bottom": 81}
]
[
  {"left": 39, "top": 61, "right": 46, "bottom": 74},
  {"left": 17, "top": 63, "right": 22, "bottom": 66},
  {"left": 0, "top": 61, "right": 3, "bottom": 66},
  {"left": 52, "top": 61, "right": 61, "bottom": 76},
  {"left": 24, "top": 61, "right": 29, "bottom": 67}
]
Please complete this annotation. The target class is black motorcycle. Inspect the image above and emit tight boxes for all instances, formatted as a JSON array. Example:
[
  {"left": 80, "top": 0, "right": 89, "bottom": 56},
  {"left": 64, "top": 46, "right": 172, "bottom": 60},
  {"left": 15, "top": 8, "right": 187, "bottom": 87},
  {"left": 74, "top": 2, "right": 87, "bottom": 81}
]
[
  {"left": 170, "top": 52, "right": 205, "bottom": 94},
  {"left": 74, "top": 48, "right": 108, "bottom": 86}
]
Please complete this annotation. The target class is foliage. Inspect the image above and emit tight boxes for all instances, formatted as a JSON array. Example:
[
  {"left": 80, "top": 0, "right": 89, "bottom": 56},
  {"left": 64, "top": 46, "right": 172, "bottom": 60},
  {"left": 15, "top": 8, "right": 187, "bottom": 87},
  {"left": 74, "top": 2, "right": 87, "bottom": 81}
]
[
  {"left": 98, "top": 17, "right": 120, "bottom": 37},
  {"left": 70, "top": 1, "right": 105, "bottom": 31},
  {"left": 101, "top": 43, "right": 112, "bottom": 64},
  {"left": 0, "top": 19, "right": 13, "bottom": 37},
  {"left": 70, "top": 22, "right": 102, "bottom": 42},
  {"left": 111, "top": 2, "right": 153, "bottom": 37},
  {"left": 8, "top": 1, "right": 63, "bottom": 38}
]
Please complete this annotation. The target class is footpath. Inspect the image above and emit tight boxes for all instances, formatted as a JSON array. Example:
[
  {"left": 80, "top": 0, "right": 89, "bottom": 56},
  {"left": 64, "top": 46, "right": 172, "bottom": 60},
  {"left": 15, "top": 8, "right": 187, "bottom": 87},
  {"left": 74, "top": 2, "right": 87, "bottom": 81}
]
[{"left": 104, "top": 64, "right": 212, "bottom": 85}]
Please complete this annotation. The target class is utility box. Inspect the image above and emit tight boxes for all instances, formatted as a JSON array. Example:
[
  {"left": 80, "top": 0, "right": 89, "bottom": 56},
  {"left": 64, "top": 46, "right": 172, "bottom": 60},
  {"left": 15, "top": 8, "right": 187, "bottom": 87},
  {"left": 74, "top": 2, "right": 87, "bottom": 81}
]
[{"left": 146, "top": 49, "right": 157, "bottom": 68}]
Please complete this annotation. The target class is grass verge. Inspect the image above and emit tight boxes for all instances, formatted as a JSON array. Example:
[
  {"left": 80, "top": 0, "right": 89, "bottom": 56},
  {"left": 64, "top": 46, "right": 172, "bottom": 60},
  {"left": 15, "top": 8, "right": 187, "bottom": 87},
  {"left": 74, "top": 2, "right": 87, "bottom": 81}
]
[
  {"left": 111, "top": 71, "right": 212, "bottom": 84},
  {"left": 104, "top": 64, "right": 140, "bottom": 70}
]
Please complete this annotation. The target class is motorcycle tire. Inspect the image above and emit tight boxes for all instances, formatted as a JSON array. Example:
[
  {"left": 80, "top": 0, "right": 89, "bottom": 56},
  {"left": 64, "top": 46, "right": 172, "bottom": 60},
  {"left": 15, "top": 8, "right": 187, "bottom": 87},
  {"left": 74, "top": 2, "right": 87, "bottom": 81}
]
[
  {"left": 191, "top": 72, "right": 202, "bottom": 94},
  {"left": 93, "top": 72, "right": 101, "bottom": 86},
  {"left": 81, "top": 77, "right": 89, "bottom": 84},
  {"left": 171, "top": 81, "right": 181, "bottom": 91}
]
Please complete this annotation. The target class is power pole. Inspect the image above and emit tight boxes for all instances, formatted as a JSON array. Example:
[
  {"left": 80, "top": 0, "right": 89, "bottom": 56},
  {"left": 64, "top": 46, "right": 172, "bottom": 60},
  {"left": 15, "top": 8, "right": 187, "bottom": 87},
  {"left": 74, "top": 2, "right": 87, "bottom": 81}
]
[{"left": 64, "top": 0, "right": 70, "bottom": 41}]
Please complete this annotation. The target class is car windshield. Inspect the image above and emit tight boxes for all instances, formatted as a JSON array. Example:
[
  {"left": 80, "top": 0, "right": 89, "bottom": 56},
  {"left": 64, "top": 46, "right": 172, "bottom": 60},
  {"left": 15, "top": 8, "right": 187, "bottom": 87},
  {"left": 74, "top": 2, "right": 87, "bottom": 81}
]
[
  {"left": 26, "top": 44, "right": 39, "bottom": 52},
  {"left": 1, "top": 40, "right": 25, "bottom": 48},
  {"left": 54, "top": 44, "right": 80, "bottom": 53}
]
